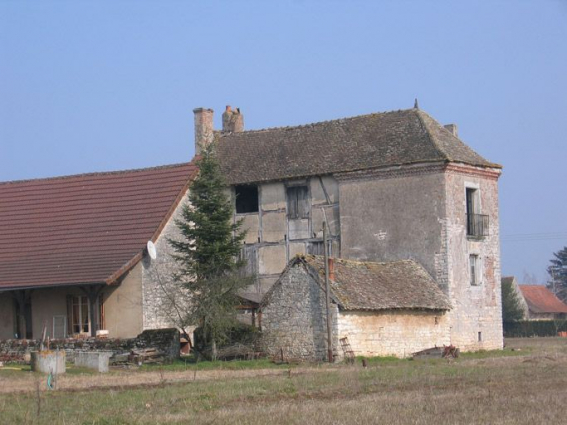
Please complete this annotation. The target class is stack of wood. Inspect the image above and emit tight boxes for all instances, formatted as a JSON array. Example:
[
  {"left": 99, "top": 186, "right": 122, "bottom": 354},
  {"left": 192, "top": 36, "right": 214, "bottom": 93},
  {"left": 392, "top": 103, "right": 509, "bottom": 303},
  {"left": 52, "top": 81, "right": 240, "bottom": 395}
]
[
  {"left": 0, "top": 352, "right": 25, "bottom": 363},
  {"left": 109, "top": 349, "right": 167, "bottom": 367},
  {"left": 129, "top": 348, "right": 166, "bottom": 364}
]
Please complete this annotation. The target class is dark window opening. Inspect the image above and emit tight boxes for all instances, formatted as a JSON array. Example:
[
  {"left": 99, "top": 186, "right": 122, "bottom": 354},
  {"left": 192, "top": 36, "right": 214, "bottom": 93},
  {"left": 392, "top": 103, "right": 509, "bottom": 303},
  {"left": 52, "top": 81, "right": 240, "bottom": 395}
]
[
  {"left": 478, "top": 331, "right": 482, "bottom": 342},
  {"left": 466, "top": 188, "right": 477, "bottom": 216},
  {"left": 466, "top": 187, "right": 489, "bottom": 238},
  {"left": 235, "top": 185, "right": 259, "bottom": 214},
  {"left": 13, "top": 299, "right": 32, "bottom": 339},
  {"left": 287, "top": 186, "right": 309, "bottom": 219}
]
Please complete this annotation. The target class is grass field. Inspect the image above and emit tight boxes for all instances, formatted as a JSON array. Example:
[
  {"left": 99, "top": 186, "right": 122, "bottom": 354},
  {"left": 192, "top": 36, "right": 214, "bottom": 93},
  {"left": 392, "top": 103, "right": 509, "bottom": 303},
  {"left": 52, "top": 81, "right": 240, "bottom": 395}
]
[{"left": 0, "top": 338, "right": 566, "bottom": 424}]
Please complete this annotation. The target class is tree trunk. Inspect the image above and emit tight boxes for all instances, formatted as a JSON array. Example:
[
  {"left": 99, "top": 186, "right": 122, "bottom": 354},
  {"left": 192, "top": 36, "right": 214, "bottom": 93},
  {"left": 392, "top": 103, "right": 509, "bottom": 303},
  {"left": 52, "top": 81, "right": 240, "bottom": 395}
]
[{"left": 212, "top": 339, "right": 217, "bottom": 361}]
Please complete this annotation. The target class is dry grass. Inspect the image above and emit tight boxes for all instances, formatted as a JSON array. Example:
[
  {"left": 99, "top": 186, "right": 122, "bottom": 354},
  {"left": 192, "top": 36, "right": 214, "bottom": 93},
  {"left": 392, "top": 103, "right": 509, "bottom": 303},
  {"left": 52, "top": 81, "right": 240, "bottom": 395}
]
[{"left": 0, "top": 337, "right": 566, "bottom": 424}]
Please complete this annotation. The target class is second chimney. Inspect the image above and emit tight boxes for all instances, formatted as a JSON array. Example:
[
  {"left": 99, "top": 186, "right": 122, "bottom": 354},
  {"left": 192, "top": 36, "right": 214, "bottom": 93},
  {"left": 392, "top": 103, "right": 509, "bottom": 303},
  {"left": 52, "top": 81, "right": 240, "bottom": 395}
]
[
  {"left": 222, "top": 105, "right": 244, "bottom": 133},
  {"left": 328, "top": 258, "right": 335, "bottom": 281},
  {"left": 193, "top": 108, "right": 214, "bottom": 155},
  {"left": 444, "top": 124, "right": 458, "bottom": 137}
]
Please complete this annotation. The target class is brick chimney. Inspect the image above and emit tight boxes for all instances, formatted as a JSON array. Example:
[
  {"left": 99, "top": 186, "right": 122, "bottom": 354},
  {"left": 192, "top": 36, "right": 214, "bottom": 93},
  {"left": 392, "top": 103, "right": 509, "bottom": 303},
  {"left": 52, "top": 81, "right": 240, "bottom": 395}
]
[
  {"left": 193, "top": 108, "right": 214, "bottom": 155},
  {"left": 222, "top": 105, "right": 244, "bottom": 133},
  {"left": 444, "top": 124, "right": 458, "bottom": 137},
  {"left": 328, "top": 258, "right": 335, "bottom": 281}
]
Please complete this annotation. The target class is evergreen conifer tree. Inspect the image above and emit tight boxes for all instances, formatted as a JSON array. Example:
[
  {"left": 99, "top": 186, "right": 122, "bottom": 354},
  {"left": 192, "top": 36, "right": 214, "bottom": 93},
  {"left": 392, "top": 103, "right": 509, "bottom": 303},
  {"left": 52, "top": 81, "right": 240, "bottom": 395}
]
[
  {"left": 169, "top": 143, "right": 250, "bottom": 358},
  {"left": 547, "top": 246, "right": 567, "bottom": 302},
  {"left": 501, "top": 279, "right": 524, "bottom": 322}
]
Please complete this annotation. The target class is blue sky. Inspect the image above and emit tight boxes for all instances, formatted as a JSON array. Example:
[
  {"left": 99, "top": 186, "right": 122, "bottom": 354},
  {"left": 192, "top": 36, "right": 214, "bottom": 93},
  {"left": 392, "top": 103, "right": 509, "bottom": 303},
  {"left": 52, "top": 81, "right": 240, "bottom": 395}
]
[{"left": 1, "top": 1, "right": 566, "bottom": 283}]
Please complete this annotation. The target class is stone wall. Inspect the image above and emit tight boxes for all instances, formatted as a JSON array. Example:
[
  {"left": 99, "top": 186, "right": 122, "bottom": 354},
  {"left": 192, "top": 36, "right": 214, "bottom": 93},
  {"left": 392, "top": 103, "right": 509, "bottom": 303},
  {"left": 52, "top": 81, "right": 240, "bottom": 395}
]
[
  {"left": 260, "top": 265, "right": 339, "bottom": 361},
  {"left": 337, "top": 310, "right": 451, "bottom": 358},
  {"left": 142, "top": 190, "right": 193, "bottom": 335},
  {"left": 0, "top": 328, "right": 180, "bottom": 364},
  {"left": 444, "top": 165, "right": 503, "bottom": 351}
]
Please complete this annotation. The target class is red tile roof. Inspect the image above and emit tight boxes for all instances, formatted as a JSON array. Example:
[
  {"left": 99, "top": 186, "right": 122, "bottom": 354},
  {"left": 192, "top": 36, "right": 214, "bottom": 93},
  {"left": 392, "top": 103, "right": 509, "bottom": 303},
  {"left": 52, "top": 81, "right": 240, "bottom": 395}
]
[
  {"left": 519, "top": 285, "right": 567, "bottom": 314},
  {"left": 0, "top": 162, "right": 198, "bottom": 290}
]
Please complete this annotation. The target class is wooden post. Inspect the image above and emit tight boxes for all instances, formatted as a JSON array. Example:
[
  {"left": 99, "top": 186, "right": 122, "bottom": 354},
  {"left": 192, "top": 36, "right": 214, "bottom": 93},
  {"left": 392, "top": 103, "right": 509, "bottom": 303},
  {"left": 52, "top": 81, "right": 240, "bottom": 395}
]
[
  {"left": 323, "top": 222, "right": 333, "bottom": 363},
  {"left": 12, "top": 290, "right": 31, "bottom": 339}
]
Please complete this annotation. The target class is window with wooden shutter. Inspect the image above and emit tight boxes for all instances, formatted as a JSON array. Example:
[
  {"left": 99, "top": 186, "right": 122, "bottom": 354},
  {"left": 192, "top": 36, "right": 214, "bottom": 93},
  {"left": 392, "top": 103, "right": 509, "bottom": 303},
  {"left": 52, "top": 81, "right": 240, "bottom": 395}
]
[{"left": 287, "top": 186, "right": 309, "bottom": 219}]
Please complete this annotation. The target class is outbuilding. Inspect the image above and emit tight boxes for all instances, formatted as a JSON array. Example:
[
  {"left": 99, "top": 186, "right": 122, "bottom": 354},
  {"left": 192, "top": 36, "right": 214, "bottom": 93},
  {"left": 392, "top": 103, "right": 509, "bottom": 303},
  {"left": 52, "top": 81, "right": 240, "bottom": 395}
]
[{"left": 259, "top": 255, "right": 452, "bottom": 360}]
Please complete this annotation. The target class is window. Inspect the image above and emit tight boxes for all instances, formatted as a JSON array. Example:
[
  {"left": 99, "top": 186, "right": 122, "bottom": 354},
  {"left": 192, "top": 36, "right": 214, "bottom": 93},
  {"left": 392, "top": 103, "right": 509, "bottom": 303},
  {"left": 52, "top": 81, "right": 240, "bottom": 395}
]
[
  {"left": 67, "top": 295, "right": 104, "bottom": 336},
  {"left": 71, "top": 296, "right": 90, "bottom": 334},
  {"left": 466, "top": 187, "right": 489, "bottom": 238},
  {"left": 235, "top": 185, "right": 258, "bottom": 214},
  {"left": 307, "top": 240, "right": 332, "bottom": 256},
  {"left": 53, "top": 316, "right": 67, "bottom": 339},
  {"left": 469, "top": 254, "right": 481, "bottom": 285},
  {"left": 239, "top": 245, "right": 258, "bottom": 277},
  {"left": 287, "top": 186, "right": 309, "bottom": 219}
]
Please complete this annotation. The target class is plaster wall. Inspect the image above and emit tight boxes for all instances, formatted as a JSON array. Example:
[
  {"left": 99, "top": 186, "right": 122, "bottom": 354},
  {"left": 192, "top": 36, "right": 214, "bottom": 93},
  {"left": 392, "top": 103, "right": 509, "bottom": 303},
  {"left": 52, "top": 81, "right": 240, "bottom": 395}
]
[
  {"left": 338, "top": 167, "right": 446, "bottom": 282},
  {"left": 337, "top": 310, "right": 450, "bottom": 358},
  {"left": 528, "top": 312, "right": 563, "bottom": 321},
  {"left": 234, "top": 176, "right": 340, "bottom": 295},
  {"left": 30, "top": 287, "right": 68, "bottom": 338},
  {"left": 443, "top": 166, "right": 503, "bottom": 350},
  {"left": 104, "top": 263, "right": 144, "bottom": 338}
]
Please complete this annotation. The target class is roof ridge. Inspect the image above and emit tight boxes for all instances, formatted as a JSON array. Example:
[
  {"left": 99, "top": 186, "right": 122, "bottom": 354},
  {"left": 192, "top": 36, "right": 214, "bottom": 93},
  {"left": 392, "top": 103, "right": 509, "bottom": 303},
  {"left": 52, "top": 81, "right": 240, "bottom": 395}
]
[
  {"left": 414, "top": 109, "right": 450, "bottom": 162},
  {"left": 0, "top": 161, "right": 195, "bottom": 186},
  {"left": 217, "top": 108, "right": 415, "bottom": 137}
]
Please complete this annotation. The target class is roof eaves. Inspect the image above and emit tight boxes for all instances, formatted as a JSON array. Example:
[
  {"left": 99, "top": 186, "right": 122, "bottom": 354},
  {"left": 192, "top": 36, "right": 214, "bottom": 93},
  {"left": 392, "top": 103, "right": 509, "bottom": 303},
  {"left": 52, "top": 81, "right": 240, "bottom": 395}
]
[{"left": 0, "top": 280, "right": 106, "bottom": 293}]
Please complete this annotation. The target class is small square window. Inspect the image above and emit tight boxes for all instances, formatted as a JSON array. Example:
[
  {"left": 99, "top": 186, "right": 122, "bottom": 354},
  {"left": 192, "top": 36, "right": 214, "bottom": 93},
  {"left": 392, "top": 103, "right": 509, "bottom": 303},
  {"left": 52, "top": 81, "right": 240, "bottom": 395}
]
[{"left": 235, "top": 185, "right": 258, "bottom": 214}]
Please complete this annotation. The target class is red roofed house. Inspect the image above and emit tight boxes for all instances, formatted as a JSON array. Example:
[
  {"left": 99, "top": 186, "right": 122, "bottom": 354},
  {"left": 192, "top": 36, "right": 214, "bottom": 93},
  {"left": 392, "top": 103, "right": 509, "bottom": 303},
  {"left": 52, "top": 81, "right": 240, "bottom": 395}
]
[
  {"left": 1, "top": 104, "right": 504, "bottom": 356},
  {"left": 518, "top": 284, "right": 567, "bottom": 320}
]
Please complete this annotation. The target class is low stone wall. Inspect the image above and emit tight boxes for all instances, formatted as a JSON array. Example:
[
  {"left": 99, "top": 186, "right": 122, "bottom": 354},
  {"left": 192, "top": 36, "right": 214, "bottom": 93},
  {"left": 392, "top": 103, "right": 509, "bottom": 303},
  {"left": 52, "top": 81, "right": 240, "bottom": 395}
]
[{"left": 0, "top": 328, "right": 180, "bottom": 364}]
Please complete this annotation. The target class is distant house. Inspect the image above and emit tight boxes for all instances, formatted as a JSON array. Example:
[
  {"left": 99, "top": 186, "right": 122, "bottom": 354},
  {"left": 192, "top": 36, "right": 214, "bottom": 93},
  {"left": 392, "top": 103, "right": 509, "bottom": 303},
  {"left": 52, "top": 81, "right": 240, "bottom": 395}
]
[
  {"left": 260, "top": 255, "right": 452, "bottom": 360},
  {"left": 518, "top": 285, "right": 567, "bottom": 320}
]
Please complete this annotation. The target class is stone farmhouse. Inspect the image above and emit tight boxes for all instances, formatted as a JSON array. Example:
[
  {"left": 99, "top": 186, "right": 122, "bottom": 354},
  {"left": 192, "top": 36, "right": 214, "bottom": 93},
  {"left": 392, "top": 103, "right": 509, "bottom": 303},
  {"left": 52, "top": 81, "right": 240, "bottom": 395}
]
[{"left": 0, "top": 104, "right": 503, "bottom": 358}]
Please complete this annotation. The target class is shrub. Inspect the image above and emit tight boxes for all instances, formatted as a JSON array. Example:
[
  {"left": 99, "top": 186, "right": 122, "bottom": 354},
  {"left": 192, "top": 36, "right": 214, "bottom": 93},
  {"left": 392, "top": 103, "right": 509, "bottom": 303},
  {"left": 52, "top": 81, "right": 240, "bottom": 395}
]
[{"left": 503, "top": 320, "right": 567, "bottom": 337}]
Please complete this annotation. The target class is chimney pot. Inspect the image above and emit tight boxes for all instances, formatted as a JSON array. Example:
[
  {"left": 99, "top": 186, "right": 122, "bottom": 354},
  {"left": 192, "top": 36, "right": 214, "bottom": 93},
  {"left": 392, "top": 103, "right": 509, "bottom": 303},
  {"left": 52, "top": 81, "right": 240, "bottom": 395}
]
[
  {"left": 222, "top": 105, "right": 244, "bottom": 133},
  {"left": 328, "top": 258, "right": 335, "bottom": 281},
  {"left": 444, "top": 124, "right": 458, "bottom": 137}
]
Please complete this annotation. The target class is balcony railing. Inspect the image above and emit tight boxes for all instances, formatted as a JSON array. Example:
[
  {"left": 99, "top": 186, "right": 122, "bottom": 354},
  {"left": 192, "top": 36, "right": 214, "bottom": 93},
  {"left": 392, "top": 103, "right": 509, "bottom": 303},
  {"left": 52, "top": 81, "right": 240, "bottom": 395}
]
[{"left": 466, "top": 213, "right": 489, "bottom": 238}]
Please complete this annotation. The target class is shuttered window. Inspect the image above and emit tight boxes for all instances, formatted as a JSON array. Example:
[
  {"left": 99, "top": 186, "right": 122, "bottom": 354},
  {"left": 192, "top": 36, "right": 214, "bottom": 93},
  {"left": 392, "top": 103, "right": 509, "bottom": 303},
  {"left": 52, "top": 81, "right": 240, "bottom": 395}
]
[{"left": 287, "top": 186, "right": 309, "bottom": 219}]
